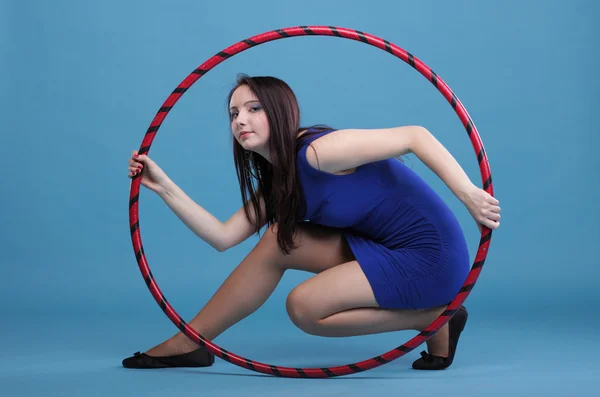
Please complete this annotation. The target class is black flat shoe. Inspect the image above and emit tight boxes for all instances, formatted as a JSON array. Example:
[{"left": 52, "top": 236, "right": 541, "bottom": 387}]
[
  {"left": 412, "top": 305, "right": 468, "bottom": 370},
  {"left": 122, "top": 348, "right": 215, "bottom": 369}
]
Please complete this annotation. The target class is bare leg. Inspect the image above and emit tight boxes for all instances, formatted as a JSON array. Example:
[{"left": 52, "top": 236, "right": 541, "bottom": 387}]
[
  {"left": 285, "top": 260, "right": 451, "bottom": 357},
  {"left": 145, "top": 222, "right": 356, "bottom": 356},
  {"left": 145, "top": 222, "right": 453, "bottom": 359}
]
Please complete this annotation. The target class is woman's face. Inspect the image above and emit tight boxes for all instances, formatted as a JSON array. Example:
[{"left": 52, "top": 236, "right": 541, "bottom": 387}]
[{"left": 229, "top": 85, "right": 270, "bottom": 157}]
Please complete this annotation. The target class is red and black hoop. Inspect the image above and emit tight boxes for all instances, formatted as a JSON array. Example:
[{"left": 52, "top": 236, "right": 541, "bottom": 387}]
[{"left": 128, "top": 26, "right": 493, "bottom": 378}]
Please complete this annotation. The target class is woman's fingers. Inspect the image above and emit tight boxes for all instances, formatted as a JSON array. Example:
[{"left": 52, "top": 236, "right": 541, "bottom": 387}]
[
  {"left": 486, "top": 211, "right": 501, "bottom": 221},
  {"left": 128, "top": 154, "right": 144, "bottom": 178},
  {"left": 128, "top": 160, "right": 143, "bottom": 171},
  {"left": 475, "top": 208, "right": 501, "bottom": 230},
  {"left": 479, "top": 216, "right": 499, "bottom": 229},
  {"left": 128, "top": 151, "right": 146, "bottom": 176},
  {"left": 487, "top": 220, "right": 500, "bottom": 229}
]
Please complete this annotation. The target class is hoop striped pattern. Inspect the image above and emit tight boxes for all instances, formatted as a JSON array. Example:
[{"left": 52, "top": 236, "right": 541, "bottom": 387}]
[{"left": 129, "top": 25, "right": 493, "bottom": 378}]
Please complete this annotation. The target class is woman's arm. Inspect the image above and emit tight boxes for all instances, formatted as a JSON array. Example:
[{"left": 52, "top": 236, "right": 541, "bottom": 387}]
[
  {"left": 305, "top": 125, "right": 474, "bottom": 199},
  {"left": 305, "top": 126, "right": 500, "bottom": 229},
  {"left": 409, "top": 128, "right": 474, "bottom": 203},
  {"left": 411, "top": 128, "right": 501, "bottom": 230},
  {"left": 159, "top": 181, "right": 268, "bottom": 252},
  {"left": 158, "top": 181, "right": 230, "bottom": 251}
]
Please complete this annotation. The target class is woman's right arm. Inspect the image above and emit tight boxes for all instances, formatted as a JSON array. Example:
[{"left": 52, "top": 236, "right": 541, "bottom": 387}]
[
  {"left": 221, "top": 192, "right": 268, "bottom": 251},
  {"left": 129, "top": 152, "right": 267, "bottom": 252},
  {"left": 158, "top": 181, "right": 267, "bottom": 252}
]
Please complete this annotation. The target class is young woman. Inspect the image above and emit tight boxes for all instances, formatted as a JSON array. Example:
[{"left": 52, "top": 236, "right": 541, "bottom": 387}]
[{"left": 123, "top": 75, "right": 500, "bottom": 371}]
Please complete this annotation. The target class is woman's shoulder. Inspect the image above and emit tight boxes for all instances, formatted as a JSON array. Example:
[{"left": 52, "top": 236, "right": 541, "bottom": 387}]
[
  {"left": 296, "top": 125, "right": 359, "bottom": 176},
  {"left": 296, "top": 125, "right": 336, "bottom": 145}
]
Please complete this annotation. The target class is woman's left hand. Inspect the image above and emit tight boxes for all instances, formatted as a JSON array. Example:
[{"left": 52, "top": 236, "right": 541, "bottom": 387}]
[{"left": 463, "top": 185, "right": 501, "bottom": 232}]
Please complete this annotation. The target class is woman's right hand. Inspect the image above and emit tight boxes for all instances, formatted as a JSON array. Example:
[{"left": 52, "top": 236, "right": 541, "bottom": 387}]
[{"left": 128, "top": 151, "right": 172, "bottom": 194}]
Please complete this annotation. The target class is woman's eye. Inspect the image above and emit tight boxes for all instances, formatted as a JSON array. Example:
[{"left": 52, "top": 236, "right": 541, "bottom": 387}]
[{"left": 250, "top": 106, "right": 261, "bottom": 112}]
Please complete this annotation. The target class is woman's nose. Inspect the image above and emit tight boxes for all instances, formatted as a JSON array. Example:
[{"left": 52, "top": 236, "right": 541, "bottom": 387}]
[{"left": 235, "top": 110, "right": 248, "bottom": 125}]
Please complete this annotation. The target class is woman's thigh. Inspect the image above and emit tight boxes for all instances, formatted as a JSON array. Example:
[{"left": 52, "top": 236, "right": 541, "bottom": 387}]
[
  {"left": 291, "top": 260, "right": 378, "bottom": 312},
  {"left": 258, "top": 222, "right": 356, "bottom": 274}
]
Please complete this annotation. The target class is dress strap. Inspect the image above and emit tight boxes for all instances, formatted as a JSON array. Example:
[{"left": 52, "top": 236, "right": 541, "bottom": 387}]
[{"left": 296, "top": 129, "right": 336, "bottom": 176}]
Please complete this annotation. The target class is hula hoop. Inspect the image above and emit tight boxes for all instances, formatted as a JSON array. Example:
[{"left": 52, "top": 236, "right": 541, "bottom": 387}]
[{"left": 129, "top": 26, "right": 494, "bottom": 378}]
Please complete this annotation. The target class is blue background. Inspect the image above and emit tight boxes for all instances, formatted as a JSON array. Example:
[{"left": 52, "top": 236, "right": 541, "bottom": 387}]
[{"left": 2, "top": 0, "right": 598, "bottom": 395}]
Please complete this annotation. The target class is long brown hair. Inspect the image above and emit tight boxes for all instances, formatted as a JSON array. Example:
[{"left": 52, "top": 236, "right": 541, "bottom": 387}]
[{"left": 226, "top": 75, "right": 329, "bottom": 255}]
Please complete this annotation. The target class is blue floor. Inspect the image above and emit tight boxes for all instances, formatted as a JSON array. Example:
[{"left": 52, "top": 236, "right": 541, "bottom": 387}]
[{"left": 2, "top": 306, "right": 597, "bottom": 396}]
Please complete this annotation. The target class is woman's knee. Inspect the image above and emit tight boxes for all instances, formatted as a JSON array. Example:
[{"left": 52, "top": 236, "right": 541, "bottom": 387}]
[{"left": 285, "top": 285, "right": 320, "bottom": 335}]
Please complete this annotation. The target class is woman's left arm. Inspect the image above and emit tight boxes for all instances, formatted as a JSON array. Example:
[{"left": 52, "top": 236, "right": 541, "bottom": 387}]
[
  {"left": 411, "top": 127, "right": 501, "bottom": 230},
  {"left": 306, "top": 125, "right": 501, "bottom": 230}
]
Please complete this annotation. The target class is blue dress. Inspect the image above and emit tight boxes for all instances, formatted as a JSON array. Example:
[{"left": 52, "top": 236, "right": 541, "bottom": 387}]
[{"left": 296, "top": 128, "right": 471, "bottom": 309}]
